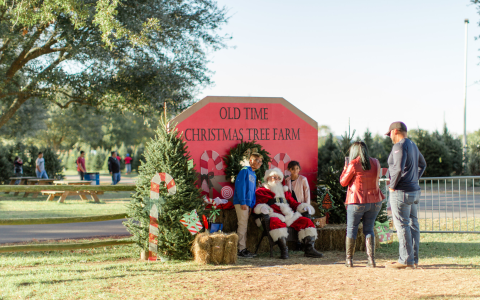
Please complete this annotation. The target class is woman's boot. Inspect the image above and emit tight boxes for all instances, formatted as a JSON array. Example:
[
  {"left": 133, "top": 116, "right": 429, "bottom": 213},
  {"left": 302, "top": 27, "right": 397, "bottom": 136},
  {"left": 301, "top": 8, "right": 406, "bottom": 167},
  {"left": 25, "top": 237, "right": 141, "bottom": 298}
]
[
  {"left": 303, "top": 236, "right": 323, "bottom": 258},
  {"left": 366, "top": 236, "right": 376, "bottom": 268},
  {"left": 277, "top": 237, "right": 289, "bottom": 259},
  {"left": 345, "top": 237, "right": 355, "bottom": 267}
]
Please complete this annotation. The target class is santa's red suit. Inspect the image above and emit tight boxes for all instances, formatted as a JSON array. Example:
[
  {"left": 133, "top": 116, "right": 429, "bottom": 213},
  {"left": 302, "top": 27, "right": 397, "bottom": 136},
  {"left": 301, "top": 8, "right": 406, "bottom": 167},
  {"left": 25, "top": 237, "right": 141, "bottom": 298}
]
[
  {"left": 254, "top": 188, "right": 317, "bottom": 242},
  {"left": 253, "top": 168, "right": 323, "bottom": 258}
]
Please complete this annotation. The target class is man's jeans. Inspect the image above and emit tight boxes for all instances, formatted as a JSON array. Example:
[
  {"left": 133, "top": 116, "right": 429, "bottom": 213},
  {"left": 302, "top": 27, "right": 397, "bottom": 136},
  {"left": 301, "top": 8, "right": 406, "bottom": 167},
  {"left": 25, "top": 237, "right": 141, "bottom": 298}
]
[
  {"left": 390, "top": 190, "right": 420, "bottom": 265},
  {"left": 112, "top": 172, "right": 121, "bottom": 185},
  {"left": 346, "top": 202, "right": 382, "bottom": 240},
  {"left": 36, "top": 170, "right": 48, "bottom": 179}
]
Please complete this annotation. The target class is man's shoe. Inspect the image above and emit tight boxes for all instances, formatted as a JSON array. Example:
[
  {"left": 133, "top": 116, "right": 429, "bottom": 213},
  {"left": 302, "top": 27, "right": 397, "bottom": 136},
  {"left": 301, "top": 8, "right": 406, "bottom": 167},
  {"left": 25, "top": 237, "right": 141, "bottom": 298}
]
[
  {"left": 237, "top": 249, "right": 253, "bottom": 259},
  {"left": 385, "top": 262, "right": 414, "bottom": 269},
  {"left": 244, "top": 249, "right": 257, "bottom": 257},
  {"left": 414, "top": 263, "right": 418, "bottom": 268}
]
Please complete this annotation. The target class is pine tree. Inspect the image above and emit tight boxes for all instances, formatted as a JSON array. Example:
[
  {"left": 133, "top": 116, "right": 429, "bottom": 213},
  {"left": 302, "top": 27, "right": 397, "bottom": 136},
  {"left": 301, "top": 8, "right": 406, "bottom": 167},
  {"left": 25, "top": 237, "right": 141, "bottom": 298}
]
[{"left": 124, "top": 121, "right": 203, "bottom": 260}]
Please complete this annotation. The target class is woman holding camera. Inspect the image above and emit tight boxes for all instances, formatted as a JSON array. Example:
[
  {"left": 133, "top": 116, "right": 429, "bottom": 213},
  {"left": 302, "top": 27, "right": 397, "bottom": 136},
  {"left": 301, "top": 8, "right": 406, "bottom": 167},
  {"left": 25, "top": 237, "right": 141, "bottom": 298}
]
[{"left": 340, "top": 141, "right": 385, "bottom": 268}]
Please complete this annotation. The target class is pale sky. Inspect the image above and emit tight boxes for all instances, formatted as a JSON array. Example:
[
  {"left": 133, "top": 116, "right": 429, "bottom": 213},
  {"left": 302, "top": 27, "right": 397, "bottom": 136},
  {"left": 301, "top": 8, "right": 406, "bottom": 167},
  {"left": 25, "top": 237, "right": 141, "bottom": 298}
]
[{"left": 199, "top": 0, "right": 480, "bottom": 138}]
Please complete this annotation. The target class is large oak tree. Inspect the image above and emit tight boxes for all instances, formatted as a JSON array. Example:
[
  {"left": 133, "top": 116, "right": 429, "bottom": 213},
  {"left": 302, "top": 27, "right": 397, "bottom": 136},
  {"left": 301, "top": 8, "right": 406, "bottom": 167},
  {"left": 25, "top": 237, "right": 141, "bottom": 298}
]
[{"left": 0, "top": 0, "right": 228, "bottom": 129}]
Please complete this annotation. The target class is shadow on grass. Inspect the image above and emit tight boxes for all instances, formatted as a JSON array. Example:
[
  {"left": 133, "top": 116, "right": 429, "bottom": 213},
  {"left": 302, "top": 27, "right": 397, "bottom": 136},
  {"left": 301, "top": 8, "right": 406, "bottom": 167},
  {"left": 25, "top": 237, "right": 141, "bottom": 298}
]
[{"left": 18, "top": 275, "right": 128, "bottom": 287}]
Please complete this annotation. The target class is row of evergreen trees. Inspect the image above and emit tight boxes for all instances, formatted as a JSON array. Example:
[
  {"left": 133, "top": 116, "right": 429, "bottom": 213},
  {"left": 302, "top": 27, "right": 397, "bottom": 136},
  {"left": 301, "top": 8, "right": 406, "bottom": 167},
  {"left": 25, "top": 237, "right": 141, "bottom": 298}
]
[{"left": 317, "top": 124, "right": 465, "bottom": 223}]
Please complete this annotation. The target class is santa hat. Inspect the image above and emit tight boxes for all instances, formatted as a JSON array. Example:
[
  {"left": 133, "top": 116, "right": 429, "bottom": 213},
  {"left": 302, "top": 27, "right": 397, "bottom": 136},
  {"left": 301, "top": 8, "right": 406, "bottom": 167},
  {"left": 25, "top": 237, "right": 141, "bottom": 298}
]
[{"left": 264, "top": 167, "right": 284, "bottom": 183}]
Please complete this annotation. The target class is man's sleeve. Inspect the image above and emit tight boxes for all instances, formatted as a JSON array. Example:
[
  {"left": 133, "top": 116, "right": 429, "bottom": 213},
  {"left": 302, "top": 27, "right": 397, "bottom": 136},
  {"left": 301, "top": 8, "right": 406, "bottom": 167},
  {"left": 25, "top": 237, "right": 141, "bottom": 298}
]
[
  {"left": 234, "top": 169, "right": 247, "bottom": 206},
  {"left": 107, "top": 158, "right": 112, "bottom": 172},
  {"left": 389, "top": 144, "right": 406, "bottom": 189},
  {"left": 418, "top": 152, "right": 427, "bottom": 178}
]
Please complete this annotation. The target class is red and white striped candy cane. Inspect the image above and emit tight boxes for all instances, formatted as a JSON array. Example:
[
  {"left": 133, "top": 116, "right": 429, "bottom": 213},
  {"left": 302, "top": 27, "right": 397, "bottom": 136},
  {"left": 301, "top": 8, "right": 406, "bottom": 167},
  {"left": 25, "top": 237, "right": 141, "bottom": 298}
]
[
  {"left": 271, "top": 153, "right": 292, "bottom": 177},
  {"left": 200, "top": 150, "right": 223, "bottom": 192},
  {"left": 150, "top": 172, "right": 176, "bottom": 198},
  {"left": 148, "top": 203, "right": 159, "bottom": 261}
]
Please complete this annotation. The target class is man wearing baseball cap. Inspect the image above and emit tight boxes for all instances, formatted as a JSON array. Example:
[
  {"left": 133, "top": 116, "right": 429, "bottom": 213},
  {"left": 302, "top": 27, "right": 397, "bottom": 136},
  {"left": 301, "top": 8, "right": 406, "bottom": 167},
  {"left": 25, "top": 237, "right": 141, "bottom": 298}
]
[{"left": 385, "top": 122, "right": 427, "bottom": 269}]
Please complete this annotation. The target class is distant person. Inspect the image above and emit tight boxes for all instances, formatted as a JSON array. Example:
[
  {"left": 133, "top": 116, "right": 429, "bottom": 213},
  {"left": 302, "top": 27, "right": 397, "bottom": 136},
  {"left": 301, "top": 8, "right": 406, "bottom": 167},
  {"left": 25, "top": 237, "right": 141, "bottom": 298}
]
[
  {"left": 14, "top": 156, "right": 23, "bottom": 184},
  {"left": 340, "top": 141, "right": 385, "bottom": 268},
  {"left": 124, "top": 153, "right": 132, "bottom": 175},
  {"left": 77, "top": 151, "right": 86, "bottom": 180},
  {"left": 116, "top": 153, "right": 122, "bottom": 180},
  {"left": 108, "top": 151, "right": 121, "bottom": 185},
  {"left": 385, "top": 122, "right": 426, "bottom": 270},
  {"left": 284, "top": 161, "right": 311, "bottom": 204},
  {"left": 35, "top": 152, "right": 48, "bottom": 179}
]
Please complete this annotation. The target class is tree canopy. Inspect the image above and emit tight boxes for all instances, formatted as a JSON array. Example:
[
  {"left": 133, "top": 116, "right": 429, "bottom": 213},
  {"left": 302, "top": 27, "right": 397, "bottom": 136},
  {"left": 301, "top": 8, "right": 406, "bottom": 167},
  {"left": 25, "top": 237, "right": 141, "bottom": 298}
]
[{"left": 0, "top": 0, "right": 229, "bottom": 129}]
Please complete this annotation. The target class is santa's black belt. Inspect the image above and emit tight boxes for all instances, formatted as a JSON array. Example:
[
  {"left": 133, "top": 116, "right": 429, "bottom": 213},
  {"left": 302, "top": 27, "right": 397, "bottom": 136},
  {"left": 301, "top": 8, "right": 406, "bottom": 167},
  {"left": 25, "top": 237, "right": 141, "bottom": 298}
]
[{"left": 267, "top": 197, "right": 287, "bottom": 206}]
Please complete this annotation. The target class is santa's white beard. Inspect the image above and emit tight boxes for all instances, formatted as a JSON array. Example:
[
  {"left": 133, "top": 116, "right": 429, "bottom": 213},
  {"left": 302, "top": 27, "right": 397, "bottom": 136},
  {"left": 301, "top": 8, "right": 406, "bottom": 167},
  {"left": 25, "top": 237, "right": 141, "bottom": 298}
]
[{"left": 266, "top": 181, "right": 285, "bottom": 198}]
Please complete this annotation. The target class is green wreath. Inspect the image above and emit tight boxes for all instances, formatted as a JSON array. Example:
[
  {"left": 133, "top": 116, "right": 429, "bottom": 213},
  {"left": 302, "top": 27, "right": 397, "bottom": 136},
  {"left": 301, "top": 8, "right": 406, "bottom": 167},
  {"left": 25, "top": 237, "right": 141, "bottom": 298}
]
[{"left": 223, "top": 140, "right": 271, "bottom": 184}]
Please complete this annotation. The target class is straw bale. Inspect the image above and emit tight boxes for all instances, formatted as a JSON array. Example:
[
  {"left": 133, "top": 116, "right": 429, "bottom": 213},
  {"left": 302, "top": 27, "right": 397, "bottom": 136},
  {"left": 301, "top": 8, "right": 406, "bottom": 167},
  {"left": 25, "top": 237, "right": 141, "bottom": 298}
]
[
  {"left": 210, "top": 233, "right": 226, "bottom": 264},
  {"left": 192, "top": 232, "right": 213, "bottom": 264},
  {"left": 314, "top": 224, "right": 380, "bottom": 251},
  {"left": 192, "top": 231, "right": 238, "bottom": 265},
  {"left": 223, "top": 233, "right": 238, "bottom": 265}
]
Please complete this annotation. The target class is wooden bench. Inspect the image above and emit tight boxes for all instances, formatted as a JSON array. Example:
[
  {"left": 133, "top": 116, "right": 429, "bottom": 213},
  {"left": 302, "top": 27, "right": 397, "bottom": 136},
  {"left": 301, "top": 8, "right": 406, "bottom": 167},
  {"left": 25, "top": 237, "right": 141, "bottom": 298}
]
[
  {"left": 41, "top": 190, "right": 105, "bottom": 203},
  {"left": 24, "top": 179, "right": 55, "bottom": 198},
  {"left": 6, "top": 177, "right": 37, "bottom": 196}
]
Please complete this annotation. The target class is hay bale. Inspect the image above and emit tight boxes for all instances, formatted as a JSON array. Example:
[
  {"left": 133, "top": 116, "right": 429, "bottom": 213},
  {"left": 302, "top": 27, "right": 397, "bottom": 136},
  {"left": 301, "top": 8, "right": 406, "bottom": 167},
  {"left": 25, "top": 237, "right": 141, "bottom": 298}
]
[
  {"left": 192, "top": 231, "right": 238, "bottom": 265},
  {"left": 192, "top": 232, "right": 213, "bottom": 264},
  {"left": 223, "top": 233, "right": 238, "bottom": 265},
  {"left": 210, "top": 233, "right": 226, "bottom": 264},
  {"left": 314, "top": 224, "right": 380, "bottom": 251}
]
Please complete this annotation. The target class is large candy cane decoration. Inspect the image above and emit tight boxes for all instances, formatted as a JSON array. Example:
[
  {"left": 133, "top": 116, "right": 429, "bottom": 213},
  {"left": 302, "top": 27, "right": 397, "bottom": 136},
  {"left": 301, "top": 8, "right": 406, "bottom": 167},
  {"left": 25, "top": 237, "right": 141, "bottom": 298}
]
[
  {"left": 200, "top": 150, "right": 223, "bottom": 192},
  {"left": 148, "top": 172, "right": 176, "bottom": 261},
  {"left": 271, "top": 153, "right": 291, "bottom": 177},
  {"left": 150, "top": 172, "right": 177, "bottom": 198},
  {"left": 148, "top": 204, "right": 159, "bottom": 261}
]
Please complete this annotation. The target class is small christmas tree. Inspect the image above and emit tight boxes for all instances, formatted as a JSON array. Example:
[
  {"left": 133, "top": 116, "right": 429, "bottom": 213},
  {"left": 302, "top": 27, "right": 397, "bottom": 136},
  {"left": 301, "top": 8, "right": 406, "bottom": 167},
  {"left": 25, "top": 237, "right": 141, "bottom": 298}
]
[{"left": 124, "top": 121, "right": 203, "bottom": 260}]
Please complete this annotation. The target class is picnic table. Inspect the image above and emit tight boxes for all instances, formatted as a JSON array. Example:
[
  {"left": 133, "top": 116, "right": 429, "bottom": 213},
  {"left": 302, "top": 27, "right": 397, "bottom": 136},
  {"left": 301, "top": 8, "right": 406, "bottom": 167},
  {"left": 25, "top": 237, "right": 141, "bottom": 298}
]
[
  {"left": 41, "top": 181, "right": 104, "bottom": 203},
  {"left": 24, "top": 179, "right": 55, "bottom": 198},
  {"left": 6, "top": 177, "right": 37, "bottom": 196}
]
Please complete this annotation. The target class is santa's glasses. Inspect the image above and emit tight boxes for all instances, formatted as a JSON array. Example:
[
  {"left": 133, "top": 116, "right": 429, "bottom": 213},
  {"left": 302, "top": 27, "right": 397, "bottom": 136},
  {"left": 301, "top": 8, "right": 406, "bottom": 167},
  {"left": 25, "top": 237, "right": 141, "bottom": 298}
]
[{"left": 268, "top": 176, "right": 281, "bottom": 181}]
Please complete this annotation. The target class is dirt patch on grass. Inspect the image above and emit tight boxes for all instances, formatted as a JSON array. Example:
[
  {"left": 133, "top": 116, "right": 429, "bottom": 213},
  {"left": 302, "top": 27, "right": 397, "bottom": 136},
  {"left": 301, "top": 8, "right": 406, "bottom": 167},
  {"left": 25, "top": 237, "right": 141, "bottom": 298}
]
[{"left": 96, "top": 251, "right": 480, "bottom": 300}]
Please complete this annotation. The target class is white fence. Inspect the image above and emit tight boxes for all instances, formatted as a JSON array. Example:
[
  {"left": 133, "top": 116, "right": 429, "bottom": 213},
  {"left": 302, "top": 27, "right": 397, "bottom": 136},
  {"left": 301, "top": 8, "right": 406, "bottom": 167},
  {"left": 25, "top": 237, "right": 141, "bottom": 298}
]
[{"left": 380, "top": 176, "right": 480, "bottom": 233}]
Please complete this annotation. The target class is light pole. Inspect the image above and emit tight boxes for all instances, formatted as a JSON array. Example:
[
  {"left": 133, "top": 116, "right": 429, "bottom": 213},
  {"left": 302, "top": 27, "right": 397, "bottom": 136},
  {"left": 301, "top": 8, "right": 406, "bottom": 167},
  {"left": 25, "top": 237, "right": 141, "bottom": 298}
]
[{"left": 463, "top": 18, "right": 469, "bottom": 173}]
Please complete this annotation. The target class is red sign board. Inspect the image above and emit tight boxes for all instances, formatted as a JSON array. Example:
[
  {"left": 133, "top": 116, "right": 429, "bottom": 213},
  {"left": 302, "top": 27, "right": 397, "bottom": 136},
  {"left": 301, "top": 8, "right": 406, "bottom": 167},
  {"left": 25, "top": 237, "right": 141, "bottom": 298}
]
[{"left": 169, "top": 96, "right": 318, "bottom": 200}]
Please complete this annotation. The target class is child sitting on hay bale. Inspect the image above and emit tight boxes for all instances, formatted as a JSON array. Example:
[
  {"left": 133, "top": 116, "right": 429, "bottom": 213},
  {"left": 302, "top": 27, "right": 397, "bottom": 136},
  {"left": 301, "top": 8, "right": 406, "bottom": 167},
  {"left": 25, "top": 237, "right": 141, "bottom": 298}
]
[{"left": 192, "top": 232, "right": 238, "bottom": 265}]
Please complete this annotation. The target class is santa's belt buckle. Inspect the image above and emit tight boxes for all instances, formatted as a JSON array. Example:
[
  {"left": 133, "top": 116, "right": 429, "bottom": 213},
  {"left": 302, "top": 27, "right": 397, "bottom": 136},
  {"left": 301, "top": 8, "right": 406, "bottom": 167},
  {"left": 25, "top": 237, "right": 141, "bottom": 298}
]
[{"left": 275, "top": 197, "right": 285, "bottom": 204}]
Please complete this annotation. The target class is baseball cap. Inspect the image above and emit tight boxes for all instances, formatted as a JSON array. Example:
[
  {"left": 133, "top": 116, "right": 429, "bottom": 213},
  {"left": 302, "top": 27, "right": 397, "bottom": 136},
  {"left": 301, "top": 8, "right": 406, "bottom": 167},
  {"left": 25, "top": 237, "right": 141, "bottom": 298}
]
[{"left": 385, "top": 122, "right": 407, "bottom": 136}]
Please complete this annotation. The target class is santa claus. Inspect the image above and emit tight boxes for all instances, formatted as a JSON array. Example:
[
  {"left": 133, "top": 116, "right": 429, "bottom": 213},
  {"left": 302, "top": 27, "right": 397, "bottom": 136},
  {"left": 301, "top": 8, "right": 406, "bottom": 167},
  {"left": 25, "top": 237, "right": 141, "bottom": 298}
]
[{"left": 254, "top": 167, "right": 323, "bottom": 259}]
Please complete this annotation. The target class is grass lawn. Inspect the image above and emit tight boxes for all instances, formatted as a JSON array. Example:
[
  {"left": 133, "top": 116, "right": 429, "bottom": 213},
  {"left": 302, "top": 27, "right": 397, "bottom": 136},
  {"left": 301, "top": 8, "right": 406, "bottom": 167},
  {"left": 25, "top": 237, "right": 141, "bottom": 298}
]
[
  {"left": 0, "top": 192, "right": 131, "bottom": 218},
  {"left": 1, "top": 233, "right": 480, "bottom": 299}
]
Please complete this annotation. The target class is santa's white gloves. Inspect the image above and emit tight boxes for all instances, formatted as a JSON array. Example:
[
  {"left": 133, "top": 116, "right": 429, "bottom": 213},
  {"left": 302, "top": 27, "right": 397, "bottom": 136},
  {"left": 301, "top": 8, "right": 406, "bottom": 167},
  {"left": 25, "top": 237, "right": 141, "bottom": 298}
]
[
  {"left": 297, "top": 203, "right": 315, "bottom": 215},
  {"left": 213, "top": 197, "right": 228, "bottom": 206},
  {"left": 260, "top": 206, "right": 270, "bottom": 214}
]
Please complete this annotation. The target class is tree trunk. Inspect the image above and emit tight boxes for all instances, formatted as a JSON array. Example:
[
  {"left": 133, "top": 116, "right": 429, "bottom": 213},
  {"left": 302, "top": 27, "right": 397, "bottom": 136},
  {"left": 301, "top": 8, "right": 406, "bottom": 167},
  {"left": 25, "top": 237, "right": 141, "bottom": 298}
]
[{"left": 0, "top": 94, "right": 30, "bottom": 129}]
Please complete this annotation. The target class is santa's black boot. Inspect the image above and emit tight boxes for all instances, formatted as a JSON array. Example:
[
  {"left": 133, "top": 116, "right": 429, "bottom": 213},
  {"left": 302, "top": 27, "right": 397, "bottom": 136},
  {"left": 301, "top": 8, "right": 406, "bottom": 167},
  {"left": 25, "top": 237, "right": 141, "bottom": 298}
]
[
  {"left": 303, "top": 236, "right": 323, "bottom": 258},
  {"left": 277, "top": 237, "right": 289, "bottom": 259}
]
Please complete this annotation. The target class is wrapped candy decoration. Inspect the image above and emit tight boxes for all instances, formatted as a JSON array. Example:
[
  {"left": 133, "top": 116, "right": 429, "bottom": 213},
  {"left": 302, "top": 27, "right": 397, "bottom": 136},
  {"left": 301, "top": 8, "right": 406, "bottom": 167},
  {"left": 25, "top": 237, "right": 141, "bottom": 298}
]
[{"left": 180, "top": 209, "right": 203, "bottom": 235}]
